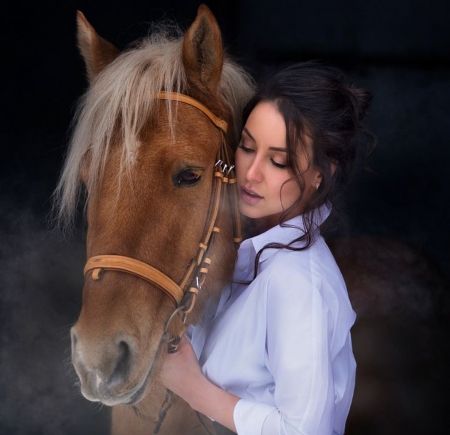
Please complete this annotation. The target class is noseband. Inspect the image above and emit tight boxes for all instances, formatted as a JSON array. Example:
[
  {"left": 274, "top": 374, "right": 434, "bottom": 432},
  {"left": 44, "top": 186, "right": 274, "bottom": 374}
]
[{"left": 83, "top": 92, "right": 242, "bottom": 352}]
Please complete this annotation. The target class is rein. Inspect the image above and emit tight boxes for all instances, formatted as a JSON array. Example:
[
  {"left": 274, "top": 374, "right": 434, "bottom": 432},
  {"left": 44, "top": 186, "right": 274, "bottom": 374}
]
[{"left": 83, "top": 92, "right": 242, "bottom": 352}]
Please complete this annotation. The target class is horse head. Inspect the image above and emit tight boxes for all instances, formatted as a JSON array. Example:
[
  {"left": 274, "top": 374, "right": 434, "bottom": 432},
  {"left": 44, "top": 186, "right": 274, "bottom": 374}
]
[{"left": 55, "top": 4, "right": 254, "bottom": 419}]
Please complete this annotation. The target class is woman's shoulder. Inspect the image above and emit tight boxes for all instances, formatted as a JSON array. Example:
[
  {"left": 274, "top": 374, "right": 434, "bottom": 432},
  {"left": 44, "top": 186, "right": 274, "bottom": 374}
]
[
  {"left": 267, "top": 235, "right": 339, "bottom": 272},
  {"left": 260, "top": 236, "right": 347, "bottom": 299}
]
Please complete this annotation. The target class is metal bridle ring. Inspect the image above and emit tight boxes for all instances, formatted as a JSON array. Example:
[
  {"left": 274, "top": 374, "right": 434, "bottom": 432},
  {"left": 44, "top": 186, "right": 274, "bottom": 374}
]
[{"left": 162, "top": 305, "right": 187, "bottom": 343}]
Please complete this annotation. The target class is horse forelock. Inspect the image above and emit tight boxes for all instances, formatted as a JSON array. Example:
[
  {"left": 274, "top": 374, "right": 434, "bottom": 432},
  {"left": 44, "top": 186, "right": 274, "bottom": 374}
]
[{"left": 53, "top": 25, "right": 255, "bottom": 230}]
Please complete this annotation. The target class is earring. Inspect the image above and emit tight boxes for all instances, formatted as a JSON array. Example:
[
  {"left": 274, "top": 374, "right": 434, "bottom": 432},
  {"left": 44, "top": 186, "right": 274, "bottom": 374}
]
[{"left": 315, "top": 182, "right": 321, "bottom": 190}]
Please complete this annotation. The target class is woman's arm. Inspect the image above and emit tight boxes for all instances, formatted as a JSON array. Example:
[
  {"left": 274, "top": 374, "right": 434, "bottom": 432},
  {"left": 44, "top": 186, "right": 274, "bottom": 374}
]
[{"left": 161, "top": 336, "right": 240, "bottom": 432}]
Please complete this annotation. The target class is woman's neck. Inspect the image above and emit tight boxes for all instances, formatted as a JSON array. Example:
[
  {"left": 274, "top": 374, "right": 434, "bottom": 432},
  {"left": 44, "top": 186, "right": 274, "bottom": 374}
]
[{"left": 241, "top": 214, "right": 283, "bottom": 239}]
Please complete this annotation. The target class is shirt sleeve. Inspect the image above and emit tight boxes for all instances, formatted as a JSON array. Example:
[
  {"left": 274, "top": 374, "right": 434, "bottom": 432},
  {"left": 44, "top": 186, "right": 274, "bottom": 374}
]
[{"left": 234, "top": 253, "right": 337, "bottom": 435}]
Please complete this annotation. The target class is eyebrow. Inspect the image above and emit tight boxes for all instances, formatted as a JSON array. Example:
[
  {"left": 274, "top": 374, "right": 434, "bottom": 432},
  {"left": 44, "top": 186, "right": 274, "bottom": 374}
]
[{"left": 242, "top": 127, "right": 287, "bottom": 152}]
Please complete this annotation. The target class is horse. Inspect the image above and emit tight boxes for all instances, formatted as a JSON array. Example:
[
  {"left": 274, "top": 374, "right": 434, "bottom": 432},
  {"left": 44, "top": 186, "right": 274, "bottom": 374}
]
[{"left": 53, "top": 5, "right": 255, "bottom": 434}]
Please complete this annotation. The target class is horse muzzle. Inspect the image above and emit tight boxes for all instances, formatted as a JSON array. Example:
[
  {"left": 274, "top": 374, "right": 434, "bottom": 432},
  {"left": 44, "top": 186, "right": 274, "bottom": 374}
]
[{"left": 70, "top": 327, "right": 155, "bottom": 406}]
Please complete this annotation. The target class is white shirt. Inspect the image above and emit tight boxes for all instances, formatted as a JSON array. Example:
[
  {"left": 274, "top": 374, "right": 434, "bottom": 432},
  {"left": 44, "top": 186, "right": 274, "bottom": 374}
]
[{"left": 189, "top": 207, "right": 356, "bottom": 435}]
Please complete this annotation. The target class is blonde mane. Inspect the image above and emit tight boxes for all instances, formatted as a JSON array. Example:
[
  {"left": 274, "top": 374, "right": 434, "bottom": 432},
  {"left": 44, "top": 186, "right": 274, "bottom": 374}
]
[{"left": 53, "top": 25, "right": 255, "bottom": 228}]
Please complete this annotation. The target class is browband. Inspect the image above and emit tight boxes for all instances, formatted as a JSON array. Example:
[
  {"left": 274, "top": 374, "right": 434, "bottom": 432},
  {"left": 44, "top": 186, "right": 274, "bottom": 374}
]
[{"left": 156, "top": 91, "right": 228, "bottom": 133}]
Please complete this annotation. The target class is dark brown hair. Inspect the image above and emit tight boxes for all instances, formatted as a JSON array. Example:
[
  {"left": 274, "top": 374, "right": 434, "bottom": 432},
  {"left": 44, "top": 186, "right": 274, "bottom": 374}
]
[{"left": 241, "top": 61, "right": 376, "bottom": 273}]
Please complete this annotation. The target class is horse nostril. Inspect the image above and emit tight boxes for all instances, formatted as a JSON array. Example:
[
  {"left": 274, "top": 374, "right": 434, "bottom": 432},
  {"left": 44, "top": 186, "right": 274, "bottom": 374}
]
[{"left": 110, "top": 341, "right": 132, "bottom": 382}]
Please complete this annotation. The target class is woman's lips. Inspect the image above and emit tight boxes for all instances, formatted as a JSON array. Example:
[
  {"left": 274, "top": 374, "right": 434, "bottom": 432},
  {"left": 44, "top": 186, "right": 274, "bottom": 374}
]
[{"left": 240, "top": 187, "right": 263, "bottom": 204}]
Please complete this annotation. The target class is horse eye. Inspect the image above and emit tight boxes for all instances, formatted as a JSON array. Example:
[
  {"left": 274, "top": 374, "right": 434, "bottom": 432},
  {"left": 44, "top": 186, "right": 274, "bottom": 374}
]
[{"left": 174, "top": 169, "right": 202, "bottom": 187}]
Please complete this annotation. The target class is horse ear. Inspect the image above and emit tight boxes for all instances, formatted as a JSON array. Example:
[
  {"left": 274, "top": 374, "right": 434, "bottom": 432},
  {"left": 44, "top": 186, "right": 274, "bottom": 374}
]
[
  {"left": 182, "top": 4, "right": 224, "bottom": 94},
  {"left": 76, "top": 10, "right": 120, "bottom": 83}
]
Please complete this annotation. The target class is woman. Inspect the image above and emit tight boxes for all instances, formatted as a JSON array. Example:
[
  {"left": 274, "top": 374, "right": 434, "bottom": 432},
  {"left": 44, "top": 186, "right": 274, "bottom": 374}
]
[{"left": 162, "top": 61, "right": 375, "bottom": 435}]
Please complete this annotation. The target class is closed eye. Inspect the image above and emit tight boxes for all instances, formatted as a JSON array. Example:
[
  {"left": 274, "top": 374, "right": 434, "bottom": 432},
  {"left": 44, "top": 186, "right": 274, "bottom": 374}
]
[
  {"left": 237, "top": 143, "right": 254, "bottom": 153},
  {"left": 270, "top": 159, "right": 287, "bottom": 169}
]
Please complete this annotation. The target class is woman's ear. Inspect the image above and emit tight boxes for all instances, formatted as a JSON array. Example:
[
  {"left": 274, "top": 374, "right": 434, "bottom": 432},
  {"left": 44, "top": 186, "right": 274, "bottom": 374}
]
[
  {"left": 330, "top": 161, "right": 337, "bottom": 176},
  {"left": 315, "top": 162, "right": 336, "bottom": 189},
  {"left": 313, "top": 171, "right": 323, "bottom": 190}
]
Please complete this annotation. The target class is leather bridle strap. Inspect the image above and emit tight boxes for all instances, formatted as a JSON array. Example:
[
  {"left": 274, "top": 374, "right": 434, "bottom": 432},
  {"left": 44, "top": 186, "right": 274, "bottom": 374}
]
[
  {"left": 83, "top": 92, "right": 237, "bottom": 316},
  {"left": 84, "top": 255, "right": 183, "bottom": 306},
  {"left": 155, "top": 91, "right": 228, "bottom": 133}
]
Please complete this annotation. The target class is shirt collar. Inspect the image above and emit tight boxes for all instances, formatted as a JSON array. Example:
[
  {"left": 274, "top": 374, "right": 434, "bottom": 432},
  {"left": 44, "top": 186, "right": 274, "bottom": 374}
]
[{"left": 248, "top": 203, "right": 331, "bottom": 263}]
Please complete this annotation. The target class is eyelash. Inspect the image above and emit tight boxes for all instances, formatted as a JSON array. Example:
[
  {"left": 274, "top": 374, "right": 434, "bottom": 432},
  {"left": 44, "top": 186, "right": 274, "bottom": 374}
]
[
  {"left": 237, "top": 143, "right": 287, "bottom": 169},
  {"left": 271, "top": 159, "right": 287, "bottom": 169},
  {"left": 237, "top": 143, "right": 253, "bottom": 153}
]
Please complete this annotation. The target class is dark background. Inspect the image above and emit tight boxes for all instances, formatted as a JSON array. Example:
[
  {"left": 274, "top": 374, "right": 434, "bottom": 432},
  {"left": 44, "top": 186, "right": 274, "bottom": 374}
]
[{"left": 1, "top": 0, "right": 449, "bottom": 434}]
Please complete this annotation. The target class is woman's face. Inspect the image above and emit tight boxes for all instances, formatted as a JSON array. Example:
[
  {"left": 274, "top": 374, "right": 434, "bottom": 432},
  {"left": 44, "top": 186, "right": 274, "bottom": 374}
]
[{"left": 236, "top": 101, "right": 322, "bottom": 224}]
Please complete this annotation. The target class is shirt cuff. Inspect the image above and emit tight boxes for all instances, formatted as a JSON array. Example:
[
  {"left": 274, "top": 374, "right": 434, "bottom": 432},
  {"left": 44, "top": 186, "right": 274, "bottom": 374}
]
[{"left": 234, "top": 399, "right": 276, "bottom": 435}]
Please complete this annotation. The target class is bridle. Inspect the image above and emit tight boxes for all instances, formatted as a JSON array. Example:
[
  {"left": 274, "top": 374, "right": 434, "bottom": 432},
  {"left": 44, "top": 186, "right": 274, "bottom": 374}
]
[{"left": 83, "top": 91, "right": 242, "bottom": 353}]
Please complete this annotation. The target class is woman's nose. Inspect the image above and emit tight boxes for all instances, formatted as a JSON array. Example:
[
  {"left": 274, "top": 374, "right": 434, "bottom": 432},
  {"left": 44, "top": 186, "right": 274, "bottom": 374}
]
[{"left": 245, "top": 157, "right": 263, "bottom": 182}]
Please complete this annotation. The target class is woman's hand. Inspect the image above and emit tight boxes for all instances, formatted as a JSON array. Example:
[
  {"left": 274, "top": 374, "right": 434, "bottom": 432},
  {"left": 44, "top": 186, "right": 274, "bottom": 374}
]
[
  {"left": 160, "top": 335, "right": 239, "bottom": 432},
  {"left": 161, "top": 336, "right": 204, "bottom": 400}
]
